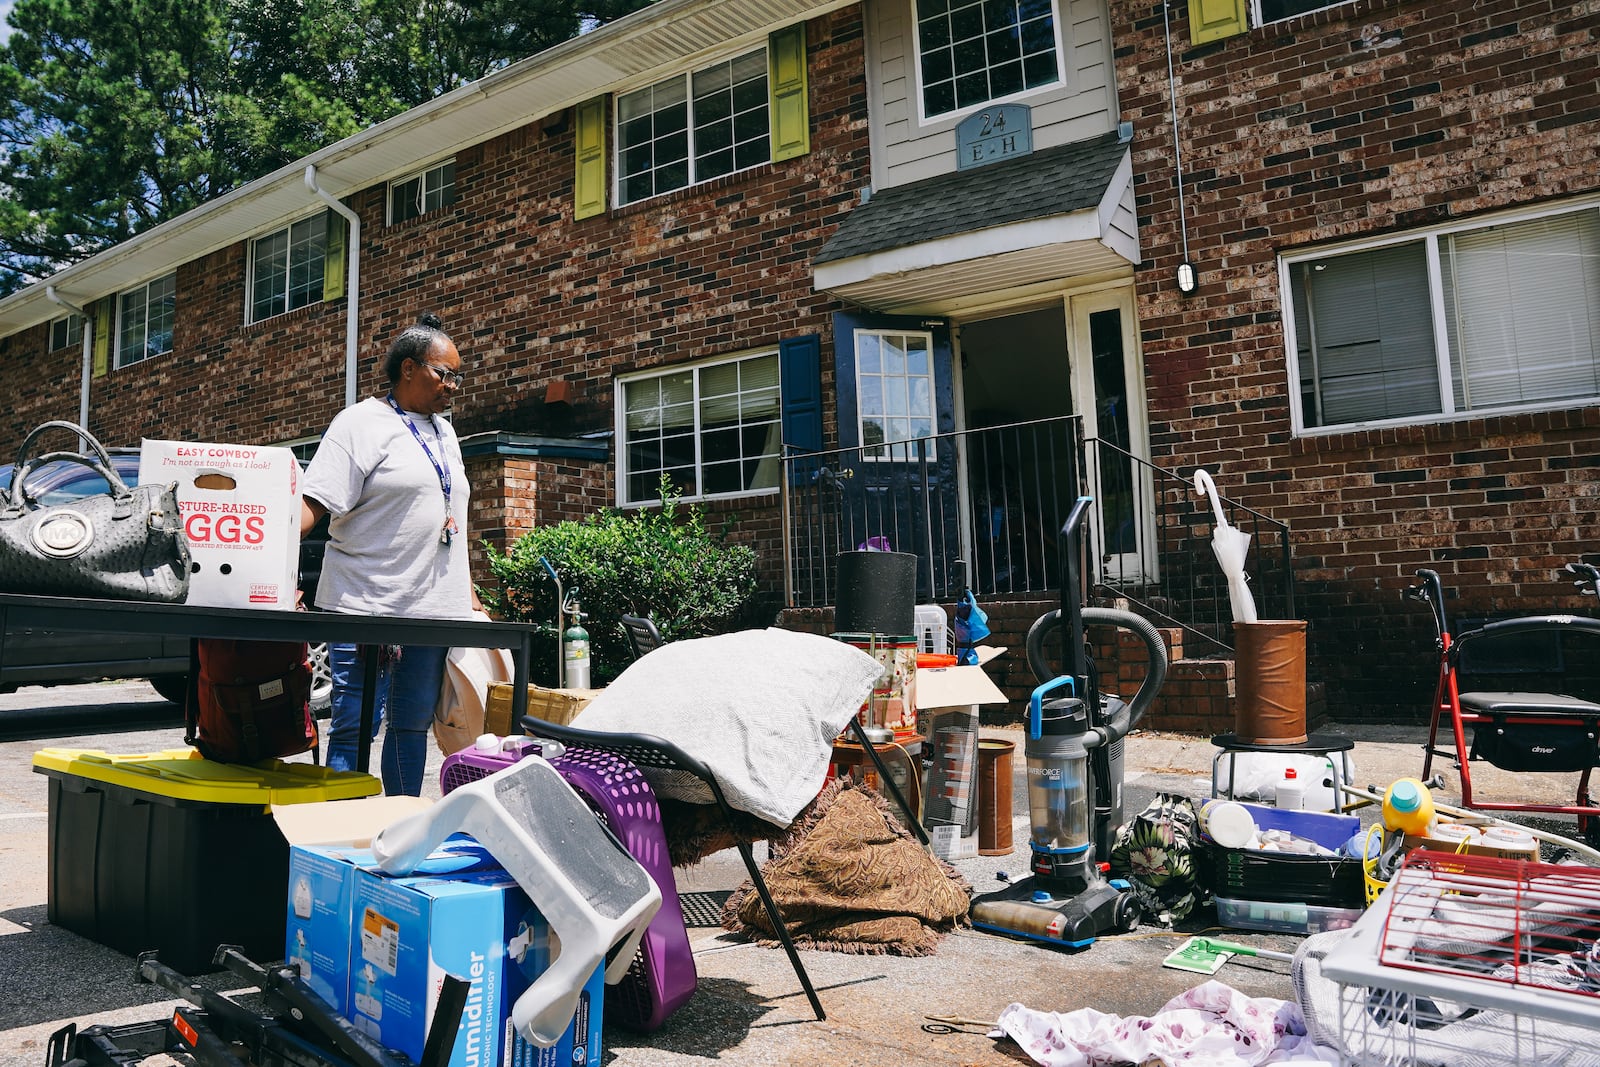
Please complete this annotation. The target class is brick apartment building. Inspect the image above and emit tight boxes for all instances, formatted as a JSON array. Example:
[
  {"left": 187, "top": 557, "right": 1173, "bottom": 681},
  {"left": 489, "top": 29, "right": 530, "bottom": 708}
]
[
  {"left": 1110, "top": 0, "right": 1600, "bottom": 719},
  {"left": 0, "top": 0, "right": 1595, "bottom": 723}
]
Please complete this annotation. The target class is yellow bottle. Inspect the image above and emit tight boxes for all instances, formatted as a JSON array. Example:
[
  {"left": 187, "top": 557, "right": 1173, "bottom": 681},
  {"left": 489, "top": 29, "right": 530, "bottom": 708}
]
[{"left": 1382, "top": 778, "right": 1436, "bottom": 835}]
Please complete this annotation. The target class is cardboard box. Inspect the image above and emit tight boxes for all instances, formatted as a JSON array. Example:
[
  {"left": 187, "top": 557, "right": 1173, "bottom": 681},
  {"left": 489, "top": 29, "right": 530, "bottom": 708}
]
[
  {"left": 139, "top": 439, "right": 301, "bottom": 609},
  {"left": 913, "top": 645, "right": 1009, "bottom": 711},
  {"left": 278, "top": 800, "right": 603, "bottom": 1067},
  {"left": 486, "top": 683, "right": 601, "bottom": 736},
  {"left": 507, "top": 943, "right": 605, "bottom": 1066},
  {"left": 348, "top": 845, "right": 538, "bottom": 1067},
  {"left": 914, "top": 646, "right": 1008, "bottom": 861},
  {"left": 281, "top": 796, "right": 434, "bottom": 1016},
  {"left": 1404, "top": 819, "right": 1541, "bottom": 862},
  {"left": 287, "top": 845, "right": 367, "bottom": 1012}
]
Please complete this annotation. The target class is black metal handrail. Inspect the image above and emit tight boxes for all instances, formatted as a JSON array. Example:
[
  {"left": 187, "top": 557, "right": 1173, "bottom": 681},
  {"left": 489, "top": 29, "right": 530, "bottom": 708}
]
[{"left": 780, "top": 415, "right": 1293, "bottom": 651}]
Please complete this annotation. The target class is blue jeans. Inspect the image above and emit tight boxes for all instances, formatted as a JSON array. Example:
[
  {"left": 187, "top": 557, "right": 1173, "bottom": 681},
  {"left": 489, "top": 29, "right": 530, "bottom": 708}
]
[{"left": 325, "top": 643, "right": 447, "bottom": 796}]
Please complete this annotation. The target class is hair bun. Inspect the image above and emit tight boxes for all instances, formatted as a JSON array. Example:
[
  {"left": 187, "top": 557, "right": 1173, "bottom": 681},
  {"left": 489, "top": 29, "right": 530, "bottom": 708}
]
[{"left": 418, "top": 312, "right": 443, "bottom": 329}]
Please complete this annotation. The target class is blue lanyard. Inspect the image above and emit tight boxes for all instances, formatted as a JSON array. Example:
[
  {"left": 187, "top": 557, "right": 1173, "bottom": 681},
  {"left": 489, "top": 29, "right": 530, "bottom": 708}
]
[{"left": 385, "top": 394, "right": 454, "bottom": 536}]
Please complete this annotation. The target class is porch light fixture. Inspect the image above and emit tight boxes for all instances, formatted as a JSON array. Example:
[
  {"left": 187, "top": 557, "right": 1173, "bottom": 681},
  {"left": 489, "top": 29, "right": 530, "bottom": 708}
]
[{"left": 1176, "top": 261, "right": 1198, "bottom": 295}]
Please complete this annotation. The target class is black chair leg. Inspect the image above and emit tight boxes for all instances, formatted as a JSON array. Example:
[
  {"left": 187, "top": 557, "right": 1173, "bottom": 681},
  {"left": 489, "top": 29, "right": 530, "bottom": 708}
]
[{"left": 729, "top": 832, "right": 825, "bottom": 1021}]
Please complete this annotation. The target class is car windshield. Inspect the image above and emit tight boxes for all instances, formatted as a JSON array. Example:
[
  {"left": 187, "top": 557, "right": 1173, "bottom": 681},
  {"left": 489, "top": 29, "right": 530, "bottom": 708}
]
[{"left": 0, "top": 455, "right": 137, "bottom": 507}]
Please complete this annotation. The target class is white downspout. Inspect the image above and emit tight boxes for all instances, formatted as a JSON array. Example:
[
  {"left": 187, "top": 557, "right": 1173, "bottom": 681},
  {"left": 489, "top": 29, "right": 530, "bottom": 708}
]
[
  {"left": 304, "top": 165, "right": 361, "bottom": 409},
  {"left": 45, "top": 285, "right": 90, "bottom": 429}
]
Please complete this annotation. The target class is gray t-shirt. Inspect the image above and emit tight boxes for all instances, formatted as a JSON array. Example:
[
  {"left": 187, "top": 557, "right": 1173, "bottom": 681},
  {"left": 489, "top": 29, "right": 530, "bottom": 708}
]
[{"left": 303, "top": 396, "right": 474, "bottom": 620}]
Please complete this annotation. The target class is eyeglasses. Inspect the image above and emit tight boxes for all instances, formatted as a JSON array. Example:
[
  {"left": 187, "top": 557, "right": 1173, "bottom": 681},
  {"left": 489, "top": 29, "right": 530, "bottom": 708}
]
[{"left": 423, "top": 362, "right": 465, "bottom": 387}]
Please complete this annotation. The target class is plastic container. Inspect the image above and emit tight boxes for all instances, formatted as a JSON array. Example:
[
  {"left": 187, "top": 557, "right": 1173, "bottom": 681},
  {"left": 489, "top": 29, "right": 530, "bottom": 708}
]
[
  {"left": 1431, "top": 822, "right": 1482, "bottom": 846},
  {"left": 1196, "top": 802, "right": 1366, "bottom": 908},
  {"left": 1197, "top": 799, "right": 1258, "bottom": 848},
  {"left": 1215, "top": 896, "right": 1364, "bottom": 935},
  {"left": 1274, "top": 767, "right": 1306, "bottom": 810},
  {"left": 1382, "top": 778, "right": 1436, "bottom": 834},
  {"left": 1480, "top": 825, "right": 1537, "bottom": 851},
  {"left": 32, "top": 748, "right": 379, "bottom": 974}
]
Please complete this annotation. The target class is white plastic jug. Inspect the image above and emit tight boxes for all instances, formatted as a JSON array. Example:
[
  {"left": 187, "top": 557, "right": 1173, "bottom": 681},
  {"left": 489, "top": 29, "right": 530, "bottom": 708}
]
[{"left": 1274, "top": 767, "right": 1307, "bottom": 810}]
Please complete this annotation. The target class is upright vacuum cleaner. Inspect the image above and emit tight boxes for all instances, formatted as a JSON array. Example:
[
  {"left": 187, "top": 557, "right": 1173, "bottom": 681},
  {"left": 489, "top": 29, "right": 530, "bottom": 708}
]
[{"left": 969, "top": 496, "right": 1168, "bottom": 948}]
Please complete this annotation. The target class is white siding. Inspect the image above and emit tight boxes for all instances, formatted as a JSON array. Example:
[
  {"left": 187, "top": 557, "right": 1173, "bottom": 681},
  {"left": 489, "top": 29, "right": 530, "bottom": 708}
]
[{"left": 866, "top": 0, "right": 1117, "bottom": 189}]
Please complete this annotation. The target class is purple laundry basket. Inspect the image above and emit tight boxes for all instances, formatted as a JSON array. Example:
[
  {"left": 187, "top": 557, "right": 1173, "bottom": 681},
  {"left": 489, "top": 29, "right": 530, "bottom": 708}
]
[{"left": 439, "top": 738, "right": 696, "bottom": 1031}]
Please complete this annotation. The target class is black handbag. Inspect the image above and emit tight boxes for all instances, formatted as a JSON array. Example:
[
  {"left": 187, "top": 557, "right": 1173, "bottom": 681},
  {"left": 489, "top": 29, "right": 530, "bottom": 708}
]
[{"left": 0, "top": 421, "right": 191, "bottom": 603}]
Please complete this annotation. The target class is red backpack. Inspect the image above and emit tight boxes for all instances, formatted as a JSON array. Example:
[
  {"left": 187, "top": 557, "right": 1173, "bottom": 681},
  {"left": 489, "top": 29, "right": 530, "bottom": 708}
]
[{"left": 187, "top": 639, "right": 318, "bottom": 764}]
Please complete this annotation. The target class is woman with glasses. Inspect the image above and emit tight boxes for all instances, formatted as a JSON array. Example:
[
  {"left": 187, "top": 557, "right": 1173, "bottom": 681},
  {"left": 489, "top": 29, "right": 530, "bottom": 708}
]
[{"left": 299, "top": 312, "right": 479, "bottom": 794}]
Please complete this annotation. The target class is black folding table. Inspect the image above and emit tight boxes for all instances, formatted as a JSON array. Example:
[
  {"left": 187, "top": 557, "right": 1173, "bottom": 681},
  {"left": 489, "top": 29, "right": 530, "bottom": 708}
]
[{"left": 0, "top": 592, "right": 541, "bottom": 773}]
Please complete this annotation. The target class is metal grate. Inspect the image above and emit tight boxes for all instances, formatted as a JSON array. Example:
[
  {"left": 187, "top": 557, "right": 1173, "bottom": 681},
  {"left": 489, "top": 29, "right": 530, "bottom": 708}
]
[{"left": 678, "top": 890, "right": 734, "bottom": 929}]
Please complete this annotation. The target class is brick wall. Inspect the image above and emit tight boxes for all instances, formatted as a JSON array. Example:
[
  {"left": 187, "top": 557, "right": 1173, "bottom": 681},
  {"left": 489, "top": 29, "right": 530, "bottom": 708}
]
[
  {"left": 0, "top": 10, "right": 871, "bottom": 596},
  {"left": 1109, "top": 0, "right": 1600, "bottom": 720}
]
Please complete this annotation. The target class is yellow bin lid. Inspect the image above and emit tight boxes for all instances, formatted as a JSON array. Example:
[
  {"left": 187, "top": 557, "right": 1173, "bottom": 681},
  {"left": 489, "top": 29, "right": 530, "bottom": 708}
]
[{"left": 32, "top": 748, "right": 381, "bottom": 808}]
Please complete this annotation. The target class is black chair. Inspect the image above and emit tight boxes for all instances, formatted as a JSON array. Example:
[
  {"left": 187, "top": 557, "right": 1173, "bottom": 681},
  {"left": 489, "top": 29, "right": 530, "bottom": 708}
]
[
  {"left": 619, "top": 614, "right": 664, "bottom": 661},
  {"left": 519, "top": 714, "right": 829, "bottom": 1020}
]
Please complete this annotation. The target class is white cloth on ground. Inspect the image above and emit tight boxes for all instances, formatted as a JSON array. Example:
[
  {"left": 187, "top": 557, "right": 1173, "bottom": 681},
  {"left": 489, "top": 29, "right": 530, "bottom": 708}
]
[
  {"left": 995, "top": 980, "right": 1340, "bottom": 1067},
  {"left": 568, "top": 628, "right": 883, "bottom": 826}
]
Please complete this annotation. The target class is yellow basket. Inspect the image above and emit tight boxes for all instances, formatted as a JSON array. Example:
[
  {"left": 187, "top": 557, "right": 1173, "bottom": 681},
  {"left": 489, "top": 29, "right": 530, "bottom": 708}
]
[
  {"left": 1362, "top": 824, "right": 1473, "bottom": 906},
  {"left": 1362, "top": 825, "right": 1387, "bottom": 906}
]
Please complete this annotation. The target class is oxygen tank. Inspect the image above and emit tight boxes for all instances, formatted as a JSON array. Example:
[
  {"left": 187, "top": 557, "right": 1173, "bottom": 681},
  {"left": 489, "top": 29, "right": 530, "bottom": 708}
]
[{"left": 563, "top": 597, "right": 591, "bottom": 690}]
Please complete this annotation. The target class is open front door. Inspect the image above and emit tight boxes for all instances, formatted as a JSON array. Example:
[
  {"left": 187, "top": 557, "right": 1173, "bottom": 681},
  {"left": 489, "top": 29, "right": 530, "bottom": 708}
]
[
  {"left": 1069, "top": 288, "right": 1156, "bottom": 586},
  {"left": 832, "top": 312, "right": 960, "bottom": 599}
]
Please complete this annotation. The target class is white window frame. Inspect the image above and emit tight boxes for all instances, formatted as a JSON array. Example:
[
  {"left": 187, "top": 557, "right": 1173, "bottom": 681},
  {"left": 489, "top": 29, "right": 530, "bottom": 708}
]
[
  {"left": 854, "top": 327, "right": 939, "bottom": 461},
  {"left": 615, "top": 348, "right": 783, "bottom": 507},
  {"left": 1252, "top": 0, "right": 1356, "bottom": 27},
  {"left": 613, "top": 46, "right": 772, "bottom": 208},
  {"left": 115, "top": 273, "right": 176, "bottom": 368},
  {"left": 911, "top": 0, "right": 1066, "bottom": 126},
  {"left": 49, "top": 313, "right": 82, "bottom": 352},
  {"left": 247, "top": 212, "right": 328, "bottom": 325},
  {"left": 1282, "top": 195, "right": 1600, "bottom": 436},
  {"left": 387, "top": 159, "right": 457, "bottom": 225}
]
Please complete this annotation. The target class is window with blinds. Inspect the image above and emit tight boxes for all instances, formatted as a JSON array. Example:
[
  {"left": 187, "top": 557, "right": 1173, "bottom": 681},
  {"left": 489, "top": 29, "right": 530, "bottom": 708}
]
[
  {"left": 915, "top": 0, "right": 1062, "bottom": 120},
  {"left": 389, "top": 159, "right": 456, "bottom": 225},
  {"left": 619, "top": 350, "right": 781, "bottom": 505},
  {"left": 116, "top": 273, "right": 176, "bottom": 367},
  {"left": 49, "top": 313, "right": 82, "bottom": 351},
  {"left": 1286, "top": 201, "right": 1600, "bottom": 432},
  {"left": 617, "top": 47, "right": 770, "bottom": 207},
  {"left": 249, "top": 213, "right": 329, "bottom": 324}
]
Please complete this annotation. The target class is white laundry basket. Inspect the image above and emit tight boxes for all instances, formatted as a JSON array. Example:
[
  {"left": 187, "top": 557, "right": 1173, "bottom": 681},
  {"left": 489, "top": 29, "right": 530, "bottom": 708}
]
[{"left": 914, "top": 604, "right": 953, "bottom": 655}]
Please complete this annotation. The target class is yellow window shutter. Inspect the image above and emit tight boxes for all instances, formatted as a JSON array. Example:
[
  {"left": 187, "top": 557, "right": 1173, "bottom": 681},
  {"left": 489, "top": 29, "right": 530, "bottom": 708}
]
[
  {"left": 1189, "top": 0, "right": 1248, "bottom": 44},
  {"left": 92, "top": 298, "right": 111, "bottom": 378},
  {"left": 574, "top": 98, "right": 607, "bottom": 221},
  {"left": 322, "top": 211, "right": 347, "bottom": 301},
  {"left": 768, "top": 22, "right": 810, "bottom": 162}
]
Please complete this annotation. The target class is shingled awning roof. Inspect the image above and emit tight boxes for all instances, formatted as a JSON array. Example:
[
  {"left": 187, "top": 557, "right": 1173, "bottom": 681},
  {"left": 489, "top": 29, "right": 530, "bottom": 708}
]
[{"left": 813, "top": 131, "right": 1138, "bottom": 313}]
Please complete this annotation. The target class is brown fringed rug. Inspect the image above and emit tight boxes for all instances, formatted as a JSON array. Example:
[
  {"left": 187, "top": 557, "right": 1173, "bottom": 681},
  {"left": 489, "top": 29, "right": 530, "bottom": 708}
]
[
  {"left": 719, "top": 779, "right": 971, "bottom": 956},
  {"left": 657, "top": 796, "right": 790, "bottom": 868}
]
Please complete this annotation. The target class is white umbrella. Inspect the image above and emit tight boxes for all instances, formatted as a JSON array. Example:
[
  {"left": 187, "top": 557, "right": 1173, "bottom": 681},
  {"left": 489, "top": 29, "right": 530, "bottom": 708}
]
[{"left": 1193, "top": 469, "right": 1258, "bottom": 623}]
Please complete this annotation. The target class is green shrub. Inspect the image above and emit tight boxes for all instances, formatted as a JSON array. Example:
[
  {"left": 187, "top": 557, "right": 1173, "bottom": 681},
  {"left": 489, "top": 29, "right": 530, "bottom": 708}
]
[{"left": 482, "top": 477, "right": 765, "bottom": 685}]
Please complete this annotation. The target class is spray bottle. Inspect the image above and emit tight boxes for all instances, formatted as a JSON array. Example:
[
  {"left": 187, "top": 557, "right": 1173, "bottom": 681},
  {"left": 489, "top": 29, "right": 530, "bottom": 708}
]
[{"left": 563, "top": 593, "right": 591, "bottom": 690}]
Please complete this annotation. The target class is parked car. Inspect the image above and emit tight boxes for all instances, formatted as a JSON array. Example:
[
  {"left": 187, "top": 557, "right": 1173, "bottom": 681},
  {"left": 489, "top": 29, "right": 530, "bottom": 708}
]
[{"left": 0, "top": 449, "right": 333, "bottom": 712}]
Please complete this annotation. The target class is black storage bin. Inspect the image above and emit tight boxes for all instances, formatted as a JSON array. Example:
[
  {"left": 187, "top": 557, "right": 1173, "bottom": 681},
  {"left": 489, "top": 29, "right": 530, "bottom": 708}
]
[
  {"left": 1196, "top": 841, "right": 1366, "bottom": 908},
  {"left": 34, "top": 749, "right": 378, "bottom": 974}
]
